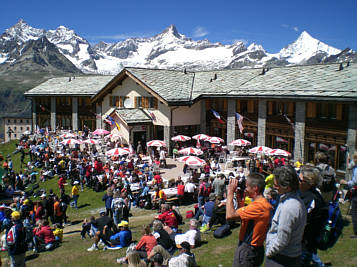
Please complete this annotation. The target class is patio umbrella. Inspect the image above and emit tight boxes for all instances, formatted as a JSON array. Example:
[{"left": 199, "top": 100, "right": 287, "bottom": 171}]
[
  {"left": 146, "top": 140, "right": 166, "bottom": 147},
  {"left": 171, "top": 135, "right": 191, "bottom": 142},
  {"left": 60, "top": 133, "right": 77, "bottom": 139},
  {"left": 268, "top": 149, "right": 291, "bottom": 157},
  {"left": 177, "top": 156, "right": 205, "bottom": 167},
  {"left": 92, "top": 129, "right": 110, "bottom": 135},
  {"left": 192, "top": 134, "right": 211, "bottom": 141},
  {"left": 82, "top": 139, "right": 99, "bottom": 145},
  {"left": 22, "top": 130, "right": 31, "bottom": 135},
  {"left": 207, "top": 136, "right": 224, "bottom": 144},
  {"left": 248, "top": 146, "right": 272, "bottom": 154},
  {"left": 229, "top": 139, "right": 251, "bottom": 147},
  {"left": 60, "top": 139, "right": 82, "bottom": 145},
  {"left": 105, "top": 147, "right": 130, "bottom": 156},
  {"left": 178, "top": 147, "right": 203, "bottom": 156}
]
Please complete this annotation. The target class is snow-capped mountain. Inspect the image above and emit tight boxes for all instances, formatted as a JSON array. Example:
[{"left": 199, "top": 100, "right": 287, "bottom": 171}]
[
  {"left": 0, "top": 19, "right": 351, "bottom": 75},
  {"left": 278, "top": 31, "right": 341, "bottom": 64}
]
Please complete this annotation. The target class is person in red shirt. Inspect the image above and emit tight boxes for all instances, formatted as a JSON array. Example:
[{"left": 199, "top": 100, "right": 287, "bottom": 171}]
[
  {"left": 58, "top": 176, "right": 66, "bottom": 195},
  {"left": 176, "top": 181, "right": 185, "bottom": 205},
  {"left": 155, "top": 204, "right": 178, "bottom": 230},
  {"left": 33, "top": 220, "right": 56, "bottom": 252},
  {"left": 153, "top": 172, "right": 163, "bottom": 186},
  {"left": 135, "top": 225, "right": 157, "bottom": 258}
]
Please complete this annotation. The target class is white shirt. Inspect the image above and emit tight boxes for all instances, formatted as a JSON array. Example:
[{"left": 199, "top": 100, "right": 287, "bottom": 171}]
[
  {"left": 174, "top": 229, "right": 201, "bottom": 247},
  {"left": 185, "top": 182, "right": 196, "bottom": 193}
]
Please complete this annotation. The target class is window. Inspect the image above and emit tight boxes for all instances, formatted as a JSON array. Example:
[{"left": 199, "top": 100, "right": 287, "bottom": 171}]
[
  {"left": 14, "top": 127, "right": 17, "bottom": 130},
  {"left": 26, "top": 120, "right": 29, "bottom": 123},
  {"left": 14, "top": 134, "right": 17, "bottom": 138},
  {"left": 20, "top": 120, "right": 23, "bottom": 123},
  {"left": 26, "top": 127, "right": 30, "bottom": 130},
  {"left": 111, "top": 96, "right": 128, "bottom": 108},
  {"left": 14, "top": 119, "right": 17, "bottom": 123},
  {"left": 7, "top": 119, "right": 10, "bottom": 123},
  {"left": 317, "top": 103, "right": 337, "bottom": 119},
  {"left": 135, "top": 96, "right": 143, "bottom": 108},
  {"left": 20, "top": 127, "right": 23, "bottom": 131}
]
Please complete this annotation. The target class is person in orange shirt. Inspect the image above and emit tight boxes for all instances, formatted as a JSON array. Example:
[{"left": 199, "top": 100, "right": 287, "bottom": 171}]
[
  {"left": 226, "top": 173, "right": 272, "bottom": 267},
  {"left": 53, "top": 196, "right": 63, "bottom": 227}
]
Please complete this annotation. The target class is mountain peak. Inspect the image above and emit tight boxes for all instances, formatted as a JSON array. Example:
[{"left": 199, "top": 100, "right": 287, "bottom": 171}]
[
  {"left": 156, "top": 24, "right": 181, "bottom": 39},
  {"left": 5, "top": 19, "right": 44, "bottom": 42},
  {"left": 279, "top": 30, "right": 341, "bottom": 64}
]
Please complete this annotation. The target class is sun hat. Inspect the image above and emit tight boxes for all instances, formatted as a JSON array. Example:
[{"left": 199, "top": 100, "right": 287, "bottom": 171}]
[
  {"left": 40, "top": 193, "right": 47, "bottom": 198},
  {"left": 118, "top": 221, "right": 129, "bottom": 227},
  {"left": 73, "top": 181, "right": 79, "bottom": 185},
  {"left": 99, "top": 208, "right": 106, "bottom": 214}
]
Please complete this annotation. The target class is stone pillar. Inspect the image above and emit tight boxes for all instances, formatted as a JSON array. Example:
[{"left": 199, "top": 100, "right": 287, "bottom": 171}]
[
  {"left": 96, "top": 103, "right": 102, "bottom": 130},
  {"left": 50, "top": 97, "right": 56, "bottom": 131},
  {"left": 164, "top": 125, "right": 171, "bottom": 155},
  {"left": 294, "top": 101, "right": 306, "bottom": 161},
  {"left": 257, "top": 100, "right": 267, "bottom": 146},
  {"left": 32, "top": 98, "right": 36, "bottom": 132},
  {"left": 72, "top": 97, "right": 78, "bottom": 131},
  {"left": 200, "top": 100, "right": 207, "bottom": 133},
  {"left": 227, "top": 99, "right": 236, "bottom": 149},
  {"left": 347, "top": 103, "right": 357, "bottom": 157}
]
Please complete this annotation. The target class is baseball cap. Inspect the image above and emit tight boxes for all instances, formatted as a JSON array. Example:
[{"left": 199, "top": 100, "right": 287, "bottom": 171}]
[
  {"left": 118, "top": 221, "right": 129, "bottom": 227},
  {"left": 11, "top": 211, "right": 21, "bottom": 220}
]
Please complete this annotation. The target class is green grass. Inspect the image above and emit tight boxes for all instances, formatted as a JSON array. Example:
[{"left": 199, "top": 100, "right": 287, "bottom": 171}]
[{"left": 1, "top": 141, "right": 357, "bottom": 266}]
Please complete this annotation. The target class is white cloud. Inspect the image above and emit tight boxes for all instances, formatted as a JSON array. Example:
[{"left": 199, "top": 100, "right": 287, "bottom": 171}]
[
  {"left": 193, "top": 26, "right": 208, "bottom": 38},
  {"left": 281, "top": 24, "right": 299, "bottom": 33}
]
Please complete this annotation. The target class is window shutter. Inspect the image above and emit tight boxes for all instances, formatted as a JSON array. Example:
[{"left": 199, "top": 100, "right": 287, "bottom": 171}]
[
  {"left": 205, "top": 99, "right": 210, "bottom": 110},
  {"left": 307, "top": 102, "right": 316, "bottom": 118},
  {"left": 119, "top": 96, "right": 123, "bottom": 108},
  {"left": 248, "top": 100, "right": 254, "bottom": 113},
  {"left": 115, "top": 96, "right": 119, "bottom": 107},
  {"left": 236, "top": 100, "right": 241, "bottom": 112},
  {"left": 223, "top": 99, "right": 227, "bottom": 110},
  {"left": 268, "top": 101, "right": 273, "bottom": 115},
  {"left": 153, "top": 98, "right": 158, "bottom": 109},
  {"left": 288, "top": 102, "right": 294, "bottom": 116},
  {"left": 336, "top": 104, "right": 343, "bottom": 120},
  {"left": 134, "top": 97, "right": 138, "bottom": 108}
]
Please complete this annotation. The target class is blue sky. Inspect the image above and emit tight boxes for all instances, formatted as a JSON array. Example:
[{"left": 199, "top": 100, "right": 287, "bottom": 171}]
[{"left": 1, "top": 0, "right": 357, "bottom": 53}]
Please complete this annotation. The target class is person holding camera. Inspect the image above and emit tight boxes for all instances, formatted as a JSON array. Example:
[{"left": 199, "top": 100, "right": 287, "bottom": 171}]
[{"left": 226, "top": 173, "right": 272, "bottom": 267}]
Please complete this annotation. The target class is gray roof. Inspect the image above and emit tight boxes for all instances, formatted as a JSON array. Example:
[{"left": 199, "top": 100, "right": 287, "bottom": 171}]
[
  {"left": 115, "top": 108, "right": 152, "bottom": 124},
  {"left": 126, "top": 67, "right": 195, "bottom": 102},
  {"left": 125, "top": 63, "right": 357, "bottom": 102},
  {"left": 25, "top": 75, "right": 114, "bottom": 96},
  {"left": 232, "top": 63, "right": 357, "bottom": 100}
]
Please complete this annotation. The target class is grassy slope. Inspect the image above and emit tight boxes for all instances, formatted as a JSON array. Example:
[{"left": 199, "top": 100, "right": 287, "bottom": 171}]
[{"left": 0, "top": 141, "right": 356, "bottom": 267}]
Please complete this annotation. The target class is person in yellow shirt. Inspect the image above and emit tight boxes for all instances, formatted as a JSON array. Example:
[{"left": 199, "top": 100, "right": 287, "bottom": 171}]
[
  {"left": 264, "top": 168, "right": 275, "bottom": 197},
  {"left": 53, "top": 224, "right": 63, "bottom": 242},
  {"left": 71, "top": 181, "right": 80, "bottom": 209},
  {"left": 294, "top": 158, "right": 303, "bottom": 169}
]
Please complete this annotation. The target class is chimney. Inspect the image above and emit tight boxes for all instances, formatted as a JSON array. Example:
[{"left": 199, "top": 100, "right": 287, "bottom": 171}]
[
  {"left": 213, "top": 73, "right": 217, "bottom": 80},
  {"left": 261, "top": 68, "right": 266, "bottom": 75},
  {"left": 183, "top": 68, "right": 187, "bottom": 74},
  {"left": 339, "top": 63, "right": 343, "bottom": 71},
  {"left": 69, "top": 77, "right": 72, "bottom": 82}
]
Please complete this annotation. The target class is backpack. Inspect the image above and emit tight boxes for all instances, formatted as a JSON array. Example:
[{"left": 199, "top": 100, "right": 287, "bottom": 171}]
[
  {"left": 317, "top": 164, "right": 336, "bottom": 192},
  {"left": 201, "top": 182, "right": 211, "bottom": 197},
  {"left": 315, "top": 197, "right": 344, "bottom": 251},
  {"left": 7, "top": 224, "right": 26, "bottom": 246}
]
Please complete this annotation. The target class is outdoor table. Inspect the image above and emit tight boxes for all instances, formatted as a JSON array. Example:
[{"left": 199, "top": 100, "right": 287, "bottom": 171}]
[{"left": 149, "top": 188, "right": 177, "bottom": 198}]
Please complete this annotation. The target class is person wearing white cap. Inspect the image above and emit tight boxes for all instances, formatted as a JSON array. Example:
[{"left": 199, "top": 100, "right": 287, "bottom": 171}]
[{"left": 71, "top": 181, "right": 80, "bottom": 209}]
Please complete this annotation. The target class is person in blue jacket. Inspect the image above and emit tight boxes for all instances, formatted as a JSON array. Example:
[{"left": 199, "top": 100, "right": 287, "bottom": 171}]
[
  {"left": 104, "top": 220, "right": 132, "bottom": 250},
  {"left": 7, "top": 211, "right": 27, "bottom": 266},
  {"left": 102, "top": 188, "right": 114, "bottom": 218}
]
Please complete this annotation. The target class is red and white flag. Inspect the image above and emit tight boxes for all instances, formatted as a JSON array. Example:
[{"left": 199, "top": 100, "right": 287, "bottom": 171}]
[{"left": 235, "top": 113, "right": 244, "bottom": 134}]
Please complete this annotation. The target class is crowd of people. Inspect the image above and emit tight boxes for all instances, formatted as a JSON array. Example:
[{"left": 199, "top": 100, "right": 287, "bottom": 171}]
[{"left": 0, "top": 129, "right": 356, "bottom": 267}]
